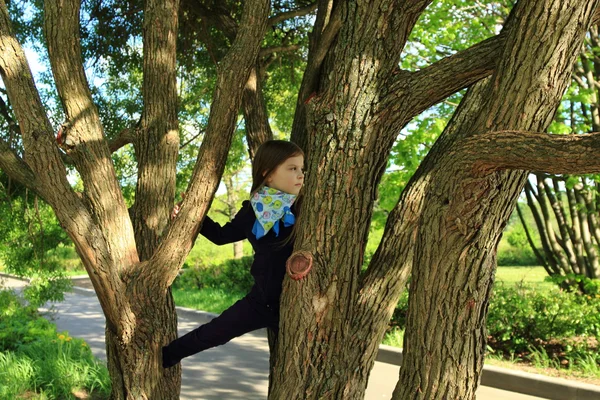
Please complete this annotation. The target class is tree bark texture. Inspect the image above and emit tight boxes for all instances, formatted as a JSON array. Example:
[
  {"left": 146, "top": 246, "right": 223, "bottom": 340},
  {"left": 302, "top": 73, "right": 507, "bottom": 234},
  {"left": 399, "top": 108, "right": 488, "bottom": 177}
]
[
  {"left": 132, "top": 0, "right": 181, "bottom": 261},
  {"left": 273, "top": 0, "right": 600, "bottom": 399},
  {"left": 4, "top": 0, "right": 600, "bottom": 398},
  {"left": 243, "top": 65, "right": 273, "bottom": 160},
  {"left": 0, "top": 0, "right": 271, "bottom": 398},
  {"left": 394, "top": 1, "right": 599, "bottom": 399}
]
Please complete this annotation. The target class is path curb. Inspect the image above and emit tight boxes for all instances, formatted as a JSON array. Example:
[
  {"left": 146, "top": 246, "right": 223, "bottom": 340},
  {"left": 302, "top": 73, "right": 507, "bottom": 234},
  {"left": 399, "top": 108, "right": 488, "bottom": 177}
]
[
  {"left": 375, "top": 345, "right": 600, "bottom": 400},
  {"left": 3, "top": 273, "right": 600, "bottom": 400}
]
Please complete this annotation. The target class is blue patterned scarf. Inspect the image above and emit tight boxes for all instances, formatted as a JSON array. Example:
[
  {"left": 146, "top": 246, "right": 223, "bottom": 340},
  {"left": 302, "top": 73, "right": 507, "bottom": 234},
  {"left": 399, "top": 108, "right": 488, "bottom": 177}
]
[{"left": 250, "top": 186, "right": 297, "bottom": 239}]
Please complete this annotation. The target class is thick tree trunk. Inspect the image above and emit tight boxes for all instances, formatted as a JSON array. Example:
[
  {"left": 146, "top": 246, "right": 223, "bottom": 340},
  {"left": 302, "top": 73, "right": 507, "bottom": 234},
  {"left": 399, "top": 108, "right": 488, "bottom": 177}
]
[
  {"left": 393, "top": 1, "right": 598, "bottom": 399},
  {"left": 271, "top": 1, "right": 437, "bottom": 398},
  {"left": 104, "top": 282, "right": 180, "bottom": 399}
]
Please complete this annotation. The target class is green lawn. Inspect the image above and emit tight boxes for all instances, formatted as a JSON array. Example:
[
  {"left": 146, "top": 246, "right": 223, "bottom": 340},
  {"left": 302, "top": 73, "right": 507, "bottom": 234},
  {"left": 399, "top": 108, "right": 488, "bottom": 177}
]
[
  {"left": 172, "top": 287, "right": 244, "bottom": 314},
  {"left": 495, "top": 266, "right": 553, "bottom": 289}
]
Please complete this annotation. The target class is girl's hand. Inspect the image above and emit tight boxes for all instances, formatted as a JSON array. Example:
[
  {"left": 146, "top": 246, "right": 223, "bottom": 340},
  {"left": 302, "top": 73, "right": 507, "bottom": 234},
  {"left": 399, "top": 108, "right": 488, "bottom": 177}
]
[{"left": 171, "top": 193, "right": 185, "bottom": 220}]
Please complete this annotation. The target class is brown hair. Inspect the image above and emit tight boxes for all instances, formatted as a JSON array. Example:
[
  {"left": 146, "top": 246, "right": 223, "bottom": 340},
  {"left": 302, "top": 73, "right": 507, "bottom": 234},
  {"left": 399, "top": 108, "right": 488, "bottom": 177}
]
[
  {"left": 251, "top": 140, "right": 304, "bottom": 245},
  {"left": 251, "top": 140, "right": 304, "bottom": 194}
]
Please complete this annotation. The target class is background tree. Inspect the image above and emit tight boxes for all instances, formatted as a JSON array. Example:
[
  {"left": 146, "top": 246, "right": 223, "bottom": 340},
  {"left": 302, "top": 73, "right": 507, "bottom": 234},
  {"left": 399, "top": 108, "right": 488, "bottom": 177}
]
[{"left": 516, "top": 30, "right": 600, "bottom": 292}]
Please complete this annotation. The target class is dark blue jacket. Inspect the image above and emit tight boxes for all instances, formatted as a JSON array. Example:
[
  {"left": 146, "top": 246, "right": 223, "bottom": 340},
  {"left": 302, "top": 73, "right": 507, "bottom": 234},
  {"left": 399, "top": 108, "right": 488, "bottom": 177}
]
[{"left": 199, "top": 200, "right": 295, "bottom": 308}]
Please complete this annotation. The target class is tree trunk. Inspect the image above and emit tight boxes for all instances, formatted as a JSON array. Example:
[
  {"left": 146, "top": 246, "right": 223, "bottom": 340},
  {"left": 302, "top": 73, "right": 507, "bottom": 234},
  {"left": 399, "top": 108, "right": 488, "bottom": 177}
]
[
  {"left": 104, "top": 282, "right": 181, "bottom": 399},
  {"left": 0, "top": 0, "right": 271, "bottom": 397},
  {"left": 224, "top": 175, "right": 244, "bottom": 259},
  {"left": 243, "top": 65, "right": 273, "bottom": 160},
  {"left": 394, "top": 1, "right": 597, "bottom": 398}
]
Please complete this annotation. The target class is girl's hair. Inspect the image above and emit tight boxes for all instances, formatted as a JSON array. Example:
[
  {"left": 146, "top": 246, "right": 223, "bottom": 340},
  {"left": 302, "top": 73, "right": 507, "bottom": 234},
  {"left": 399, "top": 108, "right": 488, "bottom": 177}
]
[
  {"left": 251, "top": 140, "right": 304, "bottom": 246},
  {"left": 251, "top": 140, "right": 304, "bottom": 194}
]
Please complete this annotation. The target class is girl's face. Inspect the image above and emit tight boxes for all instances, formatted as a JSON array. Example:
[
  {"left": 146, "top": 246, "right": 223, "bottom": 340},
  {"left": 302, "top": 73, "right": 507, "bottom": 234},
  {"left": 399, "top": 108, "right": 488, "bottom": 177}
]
[{"left": 265, "top": 155, "right": 305, "bottom": 195}]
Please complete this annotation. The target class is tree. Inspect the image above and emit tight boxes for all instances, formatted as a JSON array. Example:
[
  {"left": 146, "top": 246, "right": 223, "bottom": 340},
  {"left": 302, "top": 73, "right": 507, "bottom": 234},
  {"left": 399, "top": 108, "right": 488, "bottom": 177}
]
[
  {"left": 516, "top": 30, "right": 600, "bottom": 292},
  {"left": 2, "top": 2, "right": 600, "bottom": 400},
  {"left": 1, "top": 0, "right": 271, "bottom": 397},
  {"left": 272, "top": 0, "right": 600, "bottom": 399}
]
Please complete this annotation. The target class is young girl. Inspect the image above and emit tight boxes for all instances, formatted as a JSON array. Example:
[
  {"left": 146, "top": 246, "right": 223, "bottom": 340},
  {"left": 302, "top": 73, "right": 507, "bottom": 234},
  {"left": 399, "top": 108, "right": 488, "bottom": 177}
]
[{"left": 162, "top": 140, "right": 305, "bottom": 368}]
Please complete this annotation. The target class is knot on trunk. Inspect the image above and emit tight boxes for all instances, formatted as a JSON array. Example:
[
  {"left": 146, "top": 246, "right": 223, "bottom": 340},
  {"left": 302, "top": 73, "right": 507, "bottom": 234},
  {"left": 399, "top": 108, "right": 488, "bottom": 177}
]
[{"left": 286, "top": 250, "right": 313, "bottom": 280}]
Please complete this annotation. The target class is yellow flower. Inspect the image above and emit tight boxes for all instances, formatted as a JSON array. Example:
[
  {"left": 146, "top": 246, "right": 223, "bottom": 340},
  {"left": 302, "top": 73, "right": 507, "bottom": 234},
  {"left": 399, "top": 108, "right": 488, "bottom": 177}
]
[
  {"left": 58, "top": 334, "right": 66, "bottom": 340},
  {"left": 81, "top": 343, "right": 87, "bottom": 347},
  {"left": 66, "top": 337, "right": 72, "bottom": 342}
]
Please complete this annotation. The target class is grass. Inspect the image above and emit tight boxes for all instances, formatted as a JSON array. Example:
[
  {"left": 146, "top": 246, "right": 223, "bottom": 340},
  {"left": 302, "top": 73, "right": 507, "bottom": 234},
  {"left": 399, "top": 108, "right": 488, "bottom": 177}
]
[
  {"left": 0, "top": 289, "right": 111, "bottom": 399},
  {"left": 494, "top": 266, "right": 552, "bottom": 289},
  {"left": 172, "top": 287, "right": 245, "bottom": 314},
  {"left": 485, "top": 352, "right": 600, "bottom": 385},
  {"left": 65, "top": 269, "right": 88, "bottom": 277},
  {"left": 381, "top": 327, "right": 404, "bottom": 347}
]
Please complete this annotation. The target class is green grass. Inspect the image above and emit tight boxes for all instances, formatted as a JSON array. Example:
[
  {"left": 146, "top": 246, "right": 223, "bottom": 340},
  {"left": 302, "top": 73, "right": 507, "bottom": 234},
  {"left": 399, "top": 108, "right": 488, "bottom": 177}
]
[
  {"left": 64, "top": 269, "right": 88, "bottom": 277},
  {"left": 0, "top": 289, "right": 111, "bottom": 399},
  {"left": 382, "top": 327, "right": 404, "bottom": 347},
  {"left": 172, "top": 287, "right": 244, "bottom": 314},
  {"left": 495, "top": 266, "right": 552, "bottom": 289}
]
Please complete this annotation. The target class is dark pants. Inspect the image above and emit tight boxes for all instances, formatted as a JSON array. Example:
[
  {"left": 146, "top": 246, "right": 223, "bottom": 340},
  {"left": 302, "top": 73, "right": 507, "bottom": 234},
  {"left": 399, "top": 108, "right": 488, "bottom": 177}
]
[{"left": 162, "top": 288, "right": 278, "bottom": 368}]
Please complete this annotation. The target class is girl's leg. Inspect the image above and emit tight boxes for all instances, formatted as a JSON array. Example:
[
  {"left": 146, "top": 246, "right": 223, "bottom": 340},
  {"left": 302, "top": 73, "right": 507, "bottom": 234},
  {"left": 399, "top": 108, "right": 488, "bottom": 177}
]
[{"left": 162, "top": 291, "right": 276, "bottom": 368}]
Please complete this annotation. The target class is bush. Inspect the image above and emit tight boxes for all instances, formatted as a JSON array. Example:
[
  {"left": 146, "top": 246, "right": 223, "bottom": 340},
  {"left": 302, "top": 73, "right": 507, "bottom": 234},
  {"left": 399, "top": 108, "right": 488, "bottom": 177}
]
[
  {"left": 487, "top": 283, "right": 600, "bottom": 362},
  {"left": 0, "top": 290, "right": 55, "bottom": 351},
  {"left": 174, "top": 256, "right": 254, "bottom": 294},
  {"left": 0, "top": 289, "right": 110, "bottom": 399},
  {"left": 497, "top": 225, "right": 539, "bottom": 266},
  {"left": 387, "top": 280, "right": 600, "bottom": 369}
]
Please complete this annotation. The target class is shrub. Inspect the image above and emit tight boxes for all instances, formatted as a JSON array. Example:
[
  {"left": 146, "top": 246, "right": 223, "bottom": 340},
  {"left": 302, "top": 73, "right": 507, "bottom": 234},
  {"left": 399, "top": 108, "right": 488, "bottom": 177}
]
[
  {"left": 174, "top": 256, "right": 254, "bottom": 294},
  {"left": 0, "top": 289, "right": 110, "bottom": 399},
  {"left": 486, "top": 283, "right": 600, "bottom": 362}
]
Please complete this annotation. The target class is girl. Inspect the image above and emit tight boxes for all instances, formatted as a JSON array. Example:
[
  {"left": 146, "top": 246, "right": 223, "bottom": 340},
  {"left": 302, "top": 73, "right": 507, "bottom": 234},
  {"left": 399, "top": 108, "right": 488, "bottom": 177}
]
[{"left": 162, "top": 140, "right": 305, "bottom": 368}]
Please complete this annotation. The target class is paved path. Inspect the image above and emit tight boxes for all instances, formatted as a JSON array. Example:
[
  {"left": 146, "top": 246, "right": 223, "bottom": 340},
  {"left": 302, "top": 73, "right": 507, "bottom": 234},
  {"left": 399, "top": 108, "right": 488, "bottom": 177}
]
[{"left": 2, "top": 276, "right": 546, "bottom": 399}]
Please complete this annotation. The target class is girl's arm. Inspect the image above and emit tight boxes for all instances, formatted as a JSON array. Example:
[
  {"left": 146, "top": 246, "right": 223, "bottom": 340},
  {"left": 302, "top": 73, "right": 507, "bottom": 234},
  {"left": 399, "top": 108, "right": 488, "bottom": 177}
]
[{"left": 198, "top": 201, "right": 249, "bottom": 245}]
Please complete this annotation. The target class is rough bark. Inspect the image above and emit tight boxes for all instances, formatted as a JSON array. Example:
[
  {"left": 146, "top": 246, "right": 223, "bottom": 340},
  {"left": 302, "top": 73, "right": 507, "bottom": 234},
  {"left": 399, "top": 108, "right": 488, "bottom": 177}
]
[
  {"left": 131, "top": 0, "right": 180, "bottom": 261},
  {"left": 0, "top": 0, "right": 271, "bottom": 397},
  {"left": 272, "top": 1, "right": 438, "bottom": 398},
  {"left": 394, "top": 1, "right": 599, "bottom": 399},
  {"left": 243, "top": 65, "right": 273, "bottom": 160}
]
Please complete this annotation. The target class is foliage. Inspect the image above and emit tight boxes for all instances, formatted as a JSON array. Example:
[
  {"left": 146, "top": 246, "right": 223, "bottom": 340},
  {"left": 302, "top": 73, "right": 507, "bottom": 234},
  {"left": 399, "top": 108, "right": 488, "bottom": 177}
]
[
  {"left": 173, "top": 256, "right": 254, "bottom": 294},
  {"left": 0, "top": 289, "right": 111, "bottom": 399},
  {"left": 0, "top": 179, "right": 73, "bottom": 305},
  {"left": 172, "top": 287, "right": 245, "bottom": 314},
  {"left": 383, "top": 274, "right": 600, "bottom": 369},
  {"left": 486, "top": 283, "right": 600, "bottom": 363},
  {"left": 545, "top": 274, "right": 600, "bottom": 296},
  {"left": 372, "top": 1, "right": 512, "bottom": 231}
]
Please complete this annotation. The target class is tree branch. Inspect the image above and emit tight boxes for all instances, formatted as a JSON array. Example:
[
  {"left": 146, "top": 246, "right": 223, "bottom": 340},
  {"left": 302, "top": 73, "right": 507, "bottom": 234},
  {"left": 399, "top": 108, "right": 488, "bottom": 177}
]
[
  {"left": 467, "top": 130, "right": 600, "bottom": 175},
  {"left": 290, "top": 0, "right": 342, "bottom": 149},
  {"left": 153, "top": 0, "right": 271, "bottom": 287},
  {"left": 0, "top": 0, "right": 73, "bottom": 201},
  {"left": 381, "top": 33, "right": 506, "bottom": 118},
  {"left": 0, "top": 0, "right": 119, "bottom": 317},
  {"left": 593, "top": 4, "right": 600, "bottom": 24},
  {"left": 0, "top": 137, "right": 38, "bottom": 192},
  {"left": 45, "top": 0, "right": 136, "bottom": 254},
  {"left": 269, "top": 2, "right": 318, "bottom": 26},
  {"left": 259, "top": 44, "right": 301, "bottom": 58},
  {"left": 108, "top": 127, "right": 136, "bottom": 153}
]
